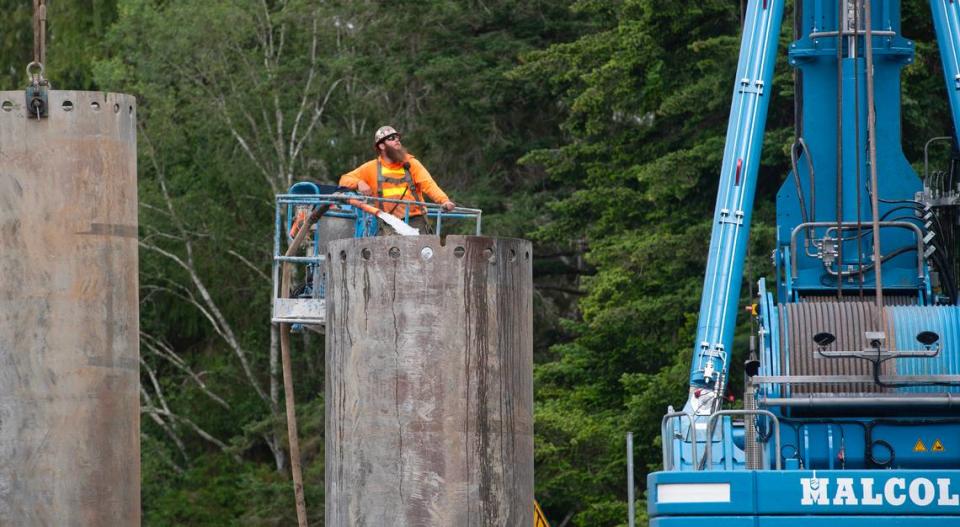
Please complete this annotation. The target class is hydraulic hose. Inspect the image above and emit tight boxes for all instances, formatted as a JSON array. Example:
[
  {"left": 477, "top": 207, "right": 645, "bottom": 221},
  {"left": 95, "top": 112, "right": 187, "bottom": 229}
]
[
  {"left": 791, "top": 138, "right": 816, "bottom": 239},
  {"left": 864, "top": 0, "right": 884, "bottom": 314},
  {"left": 790, "top": 141, "right": 810, "bottom": 225},
  {"left": 821, "top": 244, "right": 916, "bottom": 278}
]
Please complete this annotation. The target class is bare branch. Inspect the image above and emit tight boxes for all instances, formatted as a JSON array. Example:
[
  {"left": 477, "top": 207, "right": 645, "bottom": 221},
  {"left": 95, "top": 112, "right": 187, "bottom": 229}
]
[
  {"left": 141, "top": 332, "right": 231, "bottom": 409},
  {"left": 143, "top": 404, "right": 240, "bottom": 462},
  {"left": 263, "top": 431, "right": 286, "bottom": 472},
  {"left": 139, "top": 202, "right": 174, "bottom": 220},
  {"left": 139, "top": 383, "right": 189, "bottom": 464},
  {"left": 288, "top": 9, "right": 320, "bottom": 158},
  {"left": 140, "top": 393, "right": 187, "bottom": 454},
  {"left": 139, "top": 242, "right": 270, "bottom": 404},
  {"left": 142, "top": 357, "right": 175, "bottom": 417},
  {"left": 142, "top": 359, "right": 235, "bottom": 460},
  {"left": 141, "top": 432, "right": 185, "bottom": 475},
  {"left": 139, "top": 231, "right": 185, "bottom": 245},
  {"left": 139, "top": 124, "right": 180, "bottom": 228},
  {"left": 227, "top": 249, "right": 270, "bottom": 281},
  {"left": 291, "top": 78, "right": 344, "bottom": 163},
  {"left": 218, "top": 97, "right": 278, "bottom": 194}
]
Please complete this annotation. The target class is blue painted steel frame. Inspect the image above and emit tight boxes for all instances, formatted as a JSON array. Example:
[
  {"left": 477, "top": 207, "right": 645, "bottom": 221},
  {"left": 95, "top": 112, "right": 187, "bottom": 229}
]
[
  {"left": 777, "top": 0, "right": 923, "bottom": 300},
  {"left": 661, "top": 1, "right": 960, "bottom": 525},
  {"left": 649, "top": 470, "right": 960, "bottom": 524},
  {"left": 889, "top": 306, "right": 960, "bottom": 393},
  {"left": 690, "top": 0, "right": 786, "bottom": 388},
  {"left": 931, "top": 0, "right": 960, "bottom": 140}
]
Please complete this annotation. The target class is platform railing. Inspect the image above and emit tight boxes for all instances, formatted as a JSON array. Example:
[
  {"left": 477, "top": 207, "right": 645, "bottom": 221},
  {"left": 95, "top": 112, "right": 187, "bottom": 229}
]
[
  {"left": 271, "top": 193, "right": 483, "bottom": 326},
  {"left": 660, "top": 412, "right": 697, "bottom": 471},
  {"left": 705, "top": 409, "right": 781, "bottom": 470},
  {"left": 277, "top": 193, "right": 483, "bottom": 237},
  {"left": 790, "top": 221, "right": 924, "bottom": 281}
]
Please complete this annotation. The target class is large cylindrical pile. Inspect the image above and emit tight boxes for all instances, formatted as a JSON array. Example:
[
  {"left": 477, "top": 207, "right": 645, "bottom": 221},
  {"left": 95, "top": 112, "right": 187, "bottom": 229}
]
[
  {"left": 0, "top": 91, "right": 139, "bottom": 525},
  {"left": 326, "top": 235, "right": 533, "bottom": 526}
]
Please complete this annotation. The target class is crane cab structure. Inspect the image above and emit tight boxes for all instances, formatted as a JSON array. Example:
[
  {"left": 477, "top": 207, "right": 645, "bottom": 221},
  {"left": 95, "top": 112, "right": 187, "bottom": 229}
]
[{"left": 649, "top": 1, "right": 960, "bottom": 526}]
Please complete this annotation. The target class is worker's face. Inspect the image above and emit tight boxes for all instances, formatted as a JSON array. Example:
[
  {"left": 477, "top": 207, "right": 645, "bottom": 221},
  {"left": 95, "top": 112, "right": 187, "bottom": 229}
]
[{"left": 380, "top": 134, "right": 406, "bottom": 163}]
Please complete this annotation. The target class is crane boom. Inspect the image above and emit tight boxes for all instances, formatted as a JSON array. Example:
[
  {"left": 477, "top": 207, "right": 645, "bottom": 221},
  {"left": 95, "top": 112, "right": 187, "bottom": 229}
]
[
  {"left": 932, "top": 0, "right": 960, "bottom": 139},
  {"left": 686, "top": 0, "right": 785, "bottom": 412}
]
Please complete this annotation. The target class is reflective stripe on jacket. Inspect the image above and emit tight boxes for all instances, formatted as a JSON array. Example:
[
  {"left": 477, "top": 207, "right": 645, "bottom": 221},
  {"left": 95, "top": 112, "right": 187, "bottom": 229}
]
[{"left": 376, "top": 161, "right": 424, "bottom": 217}]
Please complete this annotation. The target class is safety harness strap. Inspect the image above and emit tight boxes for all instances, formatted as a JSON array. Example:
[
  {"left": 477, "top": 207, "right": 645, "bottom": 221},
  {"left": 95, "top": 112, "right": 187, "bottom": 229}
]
[{"left": 376, "top": 159, "right": 425, "bottom": 215}]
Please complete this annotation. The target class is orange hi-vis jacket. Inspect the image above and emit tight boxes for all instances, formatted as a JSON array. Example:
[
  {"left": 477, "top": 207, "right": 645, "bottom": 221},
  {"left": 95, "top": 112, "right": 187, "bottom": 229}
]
[{"left": 338, "top": 154, "right": 450, "bottom": 218}]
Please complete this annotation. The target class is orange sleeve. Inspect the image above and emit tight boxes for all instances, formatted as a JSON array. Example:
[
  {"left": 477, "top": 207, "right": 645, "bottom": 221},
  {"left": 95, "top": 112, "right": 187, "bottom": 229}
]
[
  {"left": 338, "top": 161, "right": 377, "bottom": 191},
  {"left": 409, "top": 159, "right": 450, "bottom": 204}
]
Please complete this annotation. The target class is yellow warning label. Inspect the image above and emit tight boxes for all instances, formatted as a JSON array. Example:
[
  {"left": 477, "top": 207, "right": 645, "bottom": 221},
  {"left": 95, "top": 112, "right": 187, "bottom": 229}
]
[
  {"left": 933, "top": 439, "right": 945, "bottom": 452},
  {"left": 534, "top": 500, "right": 550, "bottom": 527},
  {"left": 914, "top": 439, "right": 927, "bottom": 452}
]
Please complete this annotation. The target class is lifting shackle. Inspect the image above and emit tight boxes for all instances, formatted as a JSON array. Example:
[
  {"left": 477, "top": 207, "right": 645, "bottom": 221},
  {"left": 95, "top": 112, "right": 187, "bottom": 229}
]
[{"left": 26, "top": 0, "right": 50, "bottom": 119}]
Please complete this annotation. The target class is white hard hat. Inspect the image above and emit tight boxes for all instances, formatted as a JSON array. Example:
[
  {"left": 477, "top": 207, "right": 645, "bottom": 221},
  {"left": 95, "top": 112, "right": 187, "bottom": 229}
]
[{"left": 374, "top": 125, "right": 400, "bottom": 144}]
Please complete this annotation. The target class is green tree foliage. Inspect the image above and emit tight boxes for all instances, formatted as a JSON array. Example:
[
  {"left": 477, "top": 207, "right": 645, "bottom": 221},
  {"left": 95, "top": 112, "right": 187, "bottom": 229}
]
[
  {"left": 0, "top": 0, "right": 33, "bottom": 88},
  {"left": 510, "top": 2, "right": 777, "bottom": 522},
  {"left": 1, "top": 0, "right": 954, "bottom": 525},
  {"left": 0, "top": 0, "right": 116, "bottom": 89},
  {"left": 92, "top": 0, "right": 585, "bottom": 524}
]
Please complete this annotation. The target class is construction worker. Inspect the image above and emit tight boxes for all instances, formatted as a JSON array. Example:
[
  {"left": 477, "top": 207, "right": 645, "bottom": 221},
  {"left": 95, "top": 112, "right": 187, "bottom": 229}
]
[{"left": 339, "top": 125, "right": 456, "bottom": 234}]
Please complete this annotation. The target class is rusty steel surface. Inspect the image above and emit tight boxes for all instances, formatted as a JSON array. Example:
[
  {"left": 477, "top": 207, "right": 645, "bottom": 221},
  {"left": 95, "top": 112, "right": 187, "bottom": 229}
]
[
  {"left": 0, "top": 91, "right": 139, "bottom": 525},
  {"left": 326, "top": 235, "right": 534, "bottom": 527}
]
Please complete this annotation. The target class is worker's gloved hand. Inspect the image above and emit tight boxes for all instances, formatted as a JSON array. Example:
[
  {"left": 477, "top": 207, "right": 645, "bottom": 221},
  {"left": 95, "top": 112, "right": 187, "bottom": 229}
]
[
  {"left": 441, "top": 200, "right": 456, "bottom": 212},
  {"left": 357, "top": 181, "right": 373, "bottom": 196}
]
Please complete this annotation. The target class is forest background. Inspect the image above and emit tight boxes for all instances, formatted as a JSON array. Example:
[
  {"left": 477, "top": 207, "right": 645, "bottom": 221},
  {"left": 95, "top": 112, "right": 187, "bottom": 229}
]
[{"left": 0, "top": 0, "right": 953, "bottom": 525}]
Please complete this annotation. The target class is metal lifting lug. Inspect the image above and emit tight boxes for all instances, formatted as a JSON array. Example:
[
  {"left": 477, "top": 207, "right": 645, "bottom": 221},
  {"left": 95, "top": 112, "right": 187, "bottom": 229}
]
[
  {"left": 25, "top": 84, "right": 48, "bottom": 120},
  {"left": 24, "top": 61, "right": 49, "bottom": 120}
]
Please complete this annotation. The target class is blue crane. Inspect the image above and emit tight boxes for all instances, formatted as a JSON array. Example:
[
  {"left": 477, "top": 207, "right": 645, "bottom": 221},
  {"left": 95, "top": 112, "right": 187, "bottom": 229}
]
[{"left": 649, "top": 1, "right": 960, "bottom": 525}]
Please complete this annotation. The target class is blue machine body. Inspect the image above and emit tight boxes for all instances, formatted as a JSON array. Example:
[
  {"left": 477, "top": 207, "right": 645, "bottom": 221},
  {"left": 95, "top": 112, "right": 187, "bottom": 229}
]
[
  {"left": 777, "top": 1, "right": 921, "bottom": 300},
  {"left": 651, "top": 470, "right": 960, "bottom": 526},
  {"left": 651, "top": 1, "right": 960, "bottom": 525}
]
